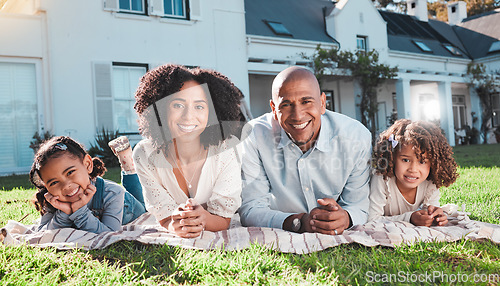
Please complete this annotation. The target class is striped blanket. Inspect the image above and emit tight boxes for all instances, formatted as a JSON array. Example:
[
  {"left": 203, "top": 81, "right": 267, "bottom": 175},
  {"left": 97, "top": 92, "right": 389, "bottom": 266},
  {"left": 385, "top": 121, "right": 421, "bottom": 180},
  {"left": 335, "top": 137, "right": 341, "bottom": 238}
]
[{"left": 1, "top": 212, "right": 499, "bottom": 253}]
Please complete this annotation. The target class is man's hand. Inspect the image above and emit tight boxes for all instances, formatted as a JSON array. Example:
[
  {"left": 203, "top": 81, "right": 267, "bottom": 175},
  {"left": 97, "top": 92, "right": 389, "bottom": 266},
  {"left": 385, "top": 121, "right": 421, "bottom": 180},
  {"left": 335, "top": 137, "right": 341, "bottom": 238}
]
[
  {"left": 44, "top": 192, "right": 72, "bottom": 215},
  {"left": 308, "top": 198, "right": 351, "bottom": 235},
  {"left": 70, "top": 184, "right": 96, "bottom": 213}
]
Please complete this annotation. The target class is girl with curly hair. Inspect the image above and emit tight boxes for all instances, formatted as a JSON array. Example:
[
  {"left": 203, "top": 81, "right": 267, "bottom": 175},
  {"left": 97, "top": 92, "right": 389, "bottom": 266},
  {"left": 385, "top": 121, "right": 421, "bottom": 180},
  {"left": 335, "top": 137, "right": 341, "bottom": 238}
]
[
  {"left": 29, "top": 136, "right": 146, "bottom": 234},
  {"left": 369, "top": 119, "right": 459, "bottom": 226},
  {"left": 130, "top": 63, "right": 245, "bottom": 238}
]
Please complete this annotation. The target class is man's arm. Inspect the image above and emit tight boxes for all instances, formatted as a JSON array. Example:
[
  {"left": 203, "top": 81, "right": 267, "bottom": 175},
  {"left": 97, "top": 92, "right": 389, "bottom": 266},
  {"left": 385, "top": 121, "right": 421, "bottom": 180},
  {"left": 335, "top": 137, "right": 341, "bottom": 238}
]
[
  {"left": 336, "top": 136, "right": 372, "bottom": 227},
  {"left": 238, "top": 127, "right": 294, "bottom": 229}
]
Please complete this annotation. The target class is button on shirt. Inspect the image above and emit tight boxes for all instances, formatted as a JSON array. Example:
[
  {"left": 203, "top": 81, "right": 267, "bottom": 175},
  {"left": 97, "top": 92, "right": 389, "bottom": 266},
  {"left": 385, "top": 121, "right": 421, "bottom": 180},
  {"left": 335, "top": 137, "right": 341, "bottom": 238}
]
[{"left": 239, "top": 111, "right": 372, "bottom": 229}]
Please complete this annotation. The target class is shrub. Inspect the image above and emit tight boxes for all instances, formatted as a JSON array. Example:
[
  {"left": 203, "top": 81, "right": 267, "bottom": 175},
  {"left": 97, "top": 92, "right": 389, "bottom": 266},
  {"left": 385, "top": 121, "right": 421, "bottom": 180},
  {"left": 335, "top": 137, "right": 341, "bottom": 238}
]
[
  {"left": 88, "top": 128, "right": 120, "bottom": 168},
  {"left": 29, "top": 131, "right": 55, "bottom": 153}
]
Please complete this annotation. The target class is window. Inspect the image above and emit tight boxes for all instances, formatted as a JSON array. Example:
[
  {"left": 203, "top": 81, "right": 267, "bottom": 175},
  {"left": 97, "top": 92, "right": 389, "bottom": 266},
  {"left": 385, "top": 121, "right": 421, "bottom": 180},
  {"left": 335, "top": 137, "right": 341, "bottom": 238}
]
[
  {"left": 119, "top": 0, "right": 145, "bottom": 14},
  {"left": 112, "top": 63, "right": 147, "bottom": 133},
  {"left": 493, "top": 93, "right": 500, "bottom": 126},
  {"left": 452, "top": 95, "right": 466, "bottom": 129},
  {"left": 443, "top": 44, "right": 462, "bottom": 56},
  {"left": 488, "top": 41, "right": 500, "bottom": 53},
  {"left": 264, "top": 20, "right": 292, "bottom": 37},
  {"left": 164, "top": 0, "right": 185, "bottom": 18},
  {"left": 0, "top": 62, "right": 38, "bottom": 171},
  {"left": 413, "top": 40, "right": 433, "bottom": 53},
  {"left": 357, "top": 36, "right": 367, "bottom": 52},
  {"left": 323, "top": 90, "right": 335, "bottom": 111}
]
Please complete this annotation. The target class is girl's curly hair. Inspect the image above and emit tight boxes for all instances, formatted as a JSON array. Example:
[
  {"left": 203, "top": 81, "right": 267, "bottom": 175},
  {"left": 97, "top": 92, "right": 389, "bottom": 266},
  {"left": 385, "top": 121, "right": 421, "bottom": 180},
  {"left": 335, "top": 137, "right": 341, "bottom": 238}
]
[
  {"left": 134, "top": 64, "right": 245, "bottom": 148},
  {"left": 372, "top": 119, "right": 458, "bottom": 188},
  {"left": 29, "top": 136, "right": 106, "bottom": 215}
]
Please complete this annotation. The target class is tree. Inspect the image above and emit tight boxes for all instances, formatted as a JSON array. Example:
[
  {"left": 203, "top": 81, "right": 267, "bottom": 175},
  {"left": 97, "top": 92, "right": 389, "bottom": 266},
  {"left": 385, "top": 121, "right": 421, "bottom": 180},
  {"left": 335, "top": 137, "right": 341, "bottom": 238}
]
[
  {"left": 306, "top": 45, "right": 398, "bottom": 143},
  {"left": 466, "top": 63, "right": 500, "bottom": 144}
]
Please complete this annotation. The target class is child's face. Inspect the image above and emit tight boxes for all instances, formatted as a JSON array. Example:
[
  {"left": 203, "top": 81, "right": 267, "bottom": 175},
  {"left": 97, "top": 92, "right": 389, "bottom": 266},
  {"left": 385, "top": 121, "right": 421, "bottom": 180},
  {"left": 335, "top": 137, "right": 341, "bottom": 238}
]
[
  {"left": 38, "top": 153, "right": 93, "bottom": 203},
  {"left": 394, "top": 144, "right": 431, "bottom": 193},
  {"left": 166, "top": 80, "right": 209, "bottom": 143}
]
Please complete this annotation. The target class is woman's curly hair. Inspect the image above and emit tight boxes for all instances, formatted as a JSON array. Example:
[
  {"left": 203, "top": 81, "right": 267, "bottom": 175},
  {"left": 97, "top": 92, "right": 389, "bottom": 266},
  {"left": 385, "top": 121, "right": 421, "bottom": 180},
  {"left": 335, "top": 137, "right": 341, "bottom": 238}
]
[
  {"left": 29, "top": 136, "right": 106, "bottom": 215},
  {"left": 134, "top": 64, "right": 245, "bottom": 148},
  {"left": 372, "top": 119, "right": 458, "bottom": 188}
]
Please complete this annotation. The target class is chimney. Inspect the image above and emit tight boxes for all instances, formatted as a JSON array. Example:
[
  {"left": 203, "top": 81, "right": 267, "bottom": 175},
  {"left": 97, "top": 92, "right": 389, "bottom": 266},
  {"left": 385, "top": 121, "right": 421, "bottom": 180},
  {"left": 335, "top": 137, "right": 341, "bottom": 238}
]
[
  {"left": 448, "top": 1, "right": 467, "bottom": 25},
  {"left": 407, "top": 0, "right": 429, "bottom": 22}
]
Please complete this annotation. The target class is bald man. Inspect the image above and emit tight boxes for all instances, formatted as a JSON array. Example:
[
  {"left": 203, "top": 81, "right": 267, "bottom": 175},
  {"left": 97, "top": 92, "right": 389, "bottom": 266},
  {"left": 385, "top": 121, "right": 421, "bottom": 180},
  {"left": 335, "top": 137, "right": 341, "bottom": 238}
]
[{"left": 239, "top": 66, "right": 372, "bottom": 235}]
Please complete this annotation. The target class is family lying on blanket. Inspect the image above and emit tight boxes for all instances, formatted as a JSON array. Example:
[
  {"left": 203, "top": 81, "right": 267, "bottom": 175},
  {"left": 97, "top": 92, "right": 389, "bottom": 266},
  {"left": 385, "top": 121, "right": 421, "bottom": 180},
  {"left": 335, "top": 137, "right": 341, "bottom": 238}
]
[{"left": 28, "top": 64, "right": 459, "bottom": 239}]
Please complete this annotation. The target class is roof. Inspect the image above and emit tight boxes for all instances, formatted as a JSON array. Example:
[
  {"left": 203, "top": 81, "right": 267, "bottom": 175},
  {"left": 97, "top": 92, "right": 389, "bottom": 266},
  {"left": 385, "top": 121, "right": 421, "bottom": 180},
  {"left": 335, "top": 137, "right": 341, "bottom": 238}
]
[
  {"left": 455, "top": 10, "right": 500, "bottom": 59},
  {"left": 244, "top": 0, "right": 336, "bottom": 43},
  {"left": 379, "top": 10, "right": 469, "bottom": 59}
]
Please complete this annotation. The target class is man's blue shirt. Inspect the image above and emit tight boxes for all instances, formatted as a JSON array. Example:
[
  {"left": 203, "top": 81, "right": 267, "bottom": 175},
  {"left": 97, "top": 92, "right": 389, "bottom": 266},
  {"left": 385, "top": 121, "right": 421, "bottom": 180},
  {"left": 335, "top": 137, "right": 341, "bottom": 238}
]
[{"left": 239, "top": 110, "right": 372, "bottom": 229}]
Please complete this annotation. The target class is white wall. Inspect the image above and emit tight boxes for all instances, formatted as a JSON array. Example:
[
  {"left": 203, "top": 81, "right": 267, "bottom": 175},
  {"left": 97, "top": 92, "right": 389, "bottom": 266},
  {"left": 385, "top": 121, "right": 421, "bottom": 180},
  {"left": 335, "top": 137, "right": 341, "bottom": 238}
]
[
  {"left": 325, "top": 0, "right": 389, "bottom": 61},
  {"left": 39, "top": 0, "right": 248, "bottom": 146},
  {"left": 0, "top": 13, "right": 43, "bottom": 57}
]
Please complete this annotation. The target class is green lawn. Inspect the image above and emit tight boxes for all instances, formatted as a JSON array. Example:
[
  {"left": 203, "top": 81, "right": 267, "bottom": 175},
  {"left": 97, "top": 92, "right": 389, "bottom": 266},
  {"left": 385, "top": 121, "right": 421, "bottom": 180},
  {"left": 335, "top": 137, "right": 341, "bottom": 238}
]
[{"left": 1, "top": 144, "right": 499, "bottom": 285}]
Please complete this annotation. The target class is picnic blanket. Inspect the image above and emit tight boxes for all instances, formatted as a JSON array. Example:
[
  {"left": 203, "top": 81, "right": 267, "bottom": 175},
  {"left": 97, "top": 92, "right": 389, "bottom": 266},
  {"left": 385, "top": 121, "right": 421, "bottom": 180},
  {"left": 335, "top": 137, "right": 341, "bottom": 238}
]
[{"left": 1, "top": 210, "right": 499, "bottom": 254}]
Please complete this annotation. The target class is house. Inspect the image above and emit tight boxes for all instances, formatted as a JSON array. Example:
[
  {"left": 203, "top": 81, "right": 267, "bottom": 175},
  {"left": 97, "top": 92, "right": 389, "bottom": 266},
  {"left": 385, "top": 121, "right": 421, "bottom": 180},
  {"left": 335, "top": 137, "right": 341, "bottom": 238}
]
[
  {"left": 0, "top": 0, "right": 248, "bottom": 174},
  {"left": 1, "top": 0, "right": 499, "bottom": 175},
  {"left": 244, "top": 0, "right": 500, "bottom": 146}
]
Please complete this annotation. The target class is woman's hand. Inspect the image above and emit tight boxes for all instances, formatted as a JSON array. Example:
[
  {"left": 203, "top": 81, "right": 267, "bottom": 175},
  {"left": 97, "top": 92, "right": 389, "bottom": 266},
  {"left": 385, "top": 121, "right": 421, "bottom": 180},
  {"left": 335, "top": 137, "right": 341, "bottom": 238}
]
[
  {"left": 168, "top": 199, "right": 207, "bottom": 238},
  {"left": 70, "top": 184, "right": 97, "bottom": 213},
  {"left": 44, "top": 192, "right": 73, "bottom": 215}
]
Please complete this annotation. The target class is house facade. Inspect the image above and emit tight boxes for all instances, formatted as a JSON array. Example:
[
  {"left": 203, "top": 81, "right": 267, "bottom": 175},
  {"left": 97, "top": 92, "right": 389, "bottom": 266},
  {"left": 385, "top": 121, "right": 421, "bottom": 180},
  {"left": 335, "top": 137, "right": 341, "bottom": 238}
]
[
  {"left": 0, "top": 0, "right": 248, "bottom": 174},
  {"left": 1, "top": 0, "right": 499, "bottom": 174}
]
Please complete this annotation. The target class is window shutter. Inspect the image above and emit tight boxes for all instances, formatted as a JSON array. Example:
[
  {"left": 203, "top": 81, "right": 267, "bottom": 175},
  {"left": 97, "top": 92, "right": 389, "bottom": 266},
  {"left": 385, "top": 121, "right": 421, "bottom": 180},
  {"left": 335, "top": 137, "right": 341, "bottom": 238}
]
[
  {"left": 189, "top": 0, "right": 201, "bottom": 20},
  {"left": 149, "top": 0, "right": 165, "bottom": 16},
  {"left": 92, "top": 62, "right": 115, "bottom": 132},
  {"left": 103, "top": 0, "right": 119, "bottom": 11}
]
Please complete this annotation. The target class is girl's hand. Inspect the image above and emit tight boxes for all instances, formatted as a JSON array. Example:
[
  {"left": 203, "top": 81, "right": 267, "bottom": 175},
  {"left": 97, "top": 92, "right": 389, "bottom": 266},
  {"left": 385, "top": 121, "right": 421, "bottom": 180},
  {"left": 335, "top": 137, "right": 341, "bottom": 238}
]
[
  {"left": 44, "top": 192, "right": 72, "bottom": 215},
  {"left": 410, "top": 209, "right": 435, "bottom": 227},
  {"left": 428, "top": 206, "right": 448, "bottom": 226},
  {"left": 168, "top": 199, "right": 207, "bottom": 238},
  {"left": 70, "top": 184, "right": 96, "bottom": 213}
]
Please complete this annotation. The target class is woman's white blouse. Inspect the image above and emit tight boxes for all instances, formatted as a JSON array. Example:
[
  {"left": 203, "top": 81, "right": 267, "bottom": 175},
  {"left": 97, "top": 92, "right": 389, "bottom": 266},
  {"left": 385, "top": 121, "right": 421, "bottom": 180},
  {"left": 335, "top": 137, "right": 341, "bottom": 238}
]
[{"left": 133, "top": 137, "right": 242, "bottom": 221}]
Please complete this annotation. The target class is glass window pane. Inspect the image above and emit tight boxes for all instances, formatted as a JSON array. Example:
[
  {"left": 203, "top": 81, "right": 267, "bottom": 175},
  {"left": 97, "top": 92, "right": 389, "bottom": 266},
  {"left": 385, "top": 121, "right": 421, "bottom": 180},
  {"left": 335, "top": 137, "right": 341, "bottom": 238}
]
[
  {"left": 173, "top": 0, "right": 184, "bottom": 16},
  {"left": 119, "top": 0, "right": 130, "bottom": 10},
  {"left": 164, "top": 0, "right": 173, "bottom": 15},
  {"left": 131, "top": 0, "right": 142, "bottom": 11},
  {"left": 112, "top": 65, "right": 146, "bottom": 133},
  {"left": 0, "top": 62, "right": 37, "bottom": 169}
]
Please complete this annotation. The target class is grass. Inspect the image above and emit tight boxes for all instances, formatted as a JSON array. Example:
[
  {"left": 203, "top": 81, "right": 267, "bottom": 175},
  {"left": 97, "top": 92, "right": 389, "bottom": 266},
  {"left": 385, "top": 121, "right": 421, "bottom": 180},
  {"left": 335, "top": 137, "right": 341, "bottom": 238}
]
[{"left": 1, "top": 144, "right": 500, "bottom": 285}]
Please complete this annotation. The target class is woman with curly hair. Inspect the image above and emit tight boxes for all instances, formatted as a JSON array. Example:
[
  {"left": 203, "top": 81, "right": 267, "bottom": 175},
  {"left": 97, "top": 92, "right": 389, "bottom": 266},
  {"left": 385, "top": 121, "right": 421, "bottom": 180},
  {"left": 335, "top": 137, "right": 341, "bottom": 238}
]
[
  {"left": 128, "top": 63, "right": 245, "bottom": 238},
  {"left": 368, "top": 119, "right": 459, "bottom": 226}
]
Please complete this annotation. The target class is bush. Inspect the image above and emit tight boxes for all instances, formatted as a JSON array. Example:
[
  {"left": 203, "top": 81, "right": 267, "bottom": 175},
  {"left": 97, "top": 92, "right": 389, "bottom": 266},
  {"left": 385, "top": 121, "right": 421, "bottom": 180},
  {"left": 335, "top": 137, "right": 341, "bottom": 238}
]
[
  {"left": 88, "top": 128, "right": 120, "bottom": 168},
  {"left": 29, "top": 131, "right": 55, "bottom": 153}
]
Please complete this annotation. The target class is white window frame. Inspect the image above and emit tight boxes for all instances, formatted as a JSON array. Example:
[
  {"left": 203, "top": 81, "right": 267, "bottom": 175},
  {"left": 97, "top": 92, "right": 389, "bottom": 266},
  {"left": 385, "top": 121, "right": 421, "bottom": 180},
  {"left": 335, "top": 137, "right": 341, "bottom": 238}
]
[
  {"left": 119, "top": 0, "right": 146, "bottom": 14},
  {"left": 356, "top": 35, "right": 367, "bottom": 52},
  {"left": 0, "top": 58, "right": 44, "bottom": 174},
  {"left": 452, "top": 95, "right": 467, "bottom": 129},
  {"left": 111, "top": 63, "right": 147, "bottom": 134}
]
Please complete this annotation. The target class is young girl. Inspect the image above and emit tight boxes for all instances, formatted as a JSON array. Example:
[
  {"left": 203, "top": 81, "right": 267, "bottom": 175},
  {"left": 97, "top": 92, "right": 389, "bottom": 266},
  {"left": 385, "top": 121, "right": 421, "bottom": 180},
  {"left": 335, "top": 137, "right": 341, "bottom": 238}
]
[
  {"left": 132, "top": 64, "right": 245, "bottom": 238},
  {"left": 29, "top": 136, "right": 146, "bottom": 234},
  {"left": 369, "top": 119, "right": 459, "bottom": 226}
]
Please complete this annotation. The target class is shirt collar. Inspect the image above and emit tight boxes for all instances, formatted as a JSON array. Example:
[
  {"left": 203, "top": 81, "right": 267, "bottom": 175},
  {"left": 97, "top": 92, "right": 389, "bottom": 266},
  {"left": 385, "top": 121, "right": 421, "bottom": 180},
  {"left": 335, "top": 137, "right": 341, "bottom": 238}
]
[{"left": 276, "top": 113, "right": 333, "bottom": 152}]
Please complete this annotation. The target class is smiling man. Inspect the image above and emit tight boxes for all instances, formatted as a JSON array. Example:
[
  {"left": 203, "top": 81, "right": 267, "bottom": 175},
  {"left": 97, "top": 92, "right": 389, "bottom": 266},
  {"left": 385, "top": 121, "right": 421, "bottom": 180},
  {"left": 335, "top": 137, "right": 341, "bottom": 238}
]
[{"left": 239, "top": 66, "right": 372, "bottom": 234}]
